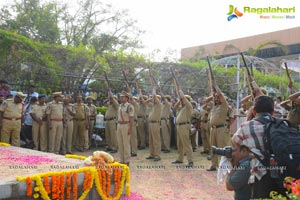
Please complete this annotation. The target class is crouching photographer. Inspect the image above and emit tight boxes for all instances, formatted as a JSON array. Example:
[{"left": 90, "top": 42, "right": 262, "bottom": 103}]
[{"left": 213, "top": 143, "right": 251, "bottom": 200}]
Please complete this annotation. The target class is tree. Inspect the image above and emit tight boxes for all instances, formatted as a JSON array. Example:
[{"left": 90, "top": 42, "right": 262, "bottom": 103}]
[
  {"left": 0, "top": 0, "right": 61, "bottom": 44},
  {"left": 60, "top": 0, "right": 144, "bottom": 52}
]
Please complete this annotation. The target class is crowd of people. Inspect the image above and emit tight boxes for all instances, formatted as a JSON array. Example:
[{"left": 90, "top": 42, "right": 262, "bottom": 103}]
[
  {"left": 0, "top": 74, "right": 297, "bottom": 199},
  {"left": 0, "top": 82, "right": 97, "bottom": 155}
]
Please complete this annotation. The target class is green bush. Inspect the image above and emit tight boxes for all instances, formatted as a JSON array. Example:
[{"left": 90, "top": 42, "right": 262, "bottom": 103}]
[{"left": 96, "top": 106, "right": 107, "bottom": 115}]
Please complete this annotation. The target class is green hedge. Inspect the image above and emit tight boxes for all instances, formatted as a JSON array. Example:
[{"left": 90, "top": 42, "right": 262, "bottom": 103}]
[{"left": 96, "top": 106, "right": 107, "bottom": 115}]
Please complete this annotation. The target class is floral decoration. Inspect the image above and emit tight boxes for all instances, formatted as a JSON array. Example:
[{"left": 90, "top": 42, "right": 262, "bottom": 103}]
[
  {"left": 16, "top": 151, "right": 130, "bottom": 200},
  {"left": 270, "top": 177, "right": 300, "bottom": 199}
]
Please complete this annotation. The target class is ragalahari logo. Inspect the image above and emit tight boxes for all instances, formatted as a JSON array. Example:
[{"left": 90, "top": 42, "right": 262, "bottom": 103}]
[{"left": 227, "top": 5, "right": 243, "bottom": 21}]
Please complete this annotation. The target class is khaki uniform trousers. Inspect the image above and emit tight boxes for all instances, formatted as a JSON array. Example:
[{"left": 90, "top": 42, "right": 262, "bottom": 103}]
[
  {"left": 161, "top": 119, "right": 170, "bottom": 150},
  {"left": 137, "top": 118, "right": 146, "bottom": 148},
  {"left": 117, "top": 123, "right": 131, "bottom": 163},
  {"left": 145, "top": 117, "right": 149, "bottom": 146},
  {"left": 190, "top": 128, "right": 197, "bottom": 149},
  {"left": 86, "top": 120, "right": 95, "bottom": 147},
  {"left": 62, "top": 120, "right": 73, "bottom": 153},
  {"left": 130, "top": 122, "right": 138, "bottom": 154},
  {"left": 48, "top": 121, "right": 63, "bottom": 153},
  {"left": 149, "top": 122, "right": 161, "bottom": 157},
  {"left": 201, "top": 123, "right": 211, "bottom": 152},
  {"left": 73, "top": 120, "right": 86, "bottom": 150},
  {"left": 210, "top": 126, "right": 230, "bottom": 167},
  {"left": 32, "top": 121, "right": 47, "bottom": 151},
  {"left": 1, "top": 119, "right": 21, "bottom": 147},
  {"left": 176, "top": 124, "right": 193, "bottom": 162},
  {"left": 84, "top": 129, "right": 89, "bottom": 149},
  {"left": 105, "top": 120, "right": 118, "bottom": 150}
]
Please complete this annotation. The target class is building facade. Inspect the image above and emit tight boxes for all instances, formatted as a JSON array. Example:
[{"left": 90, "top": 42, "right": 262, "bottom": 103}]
[{"left": 181, "top": 27, "right": 300, "bottom": 61}]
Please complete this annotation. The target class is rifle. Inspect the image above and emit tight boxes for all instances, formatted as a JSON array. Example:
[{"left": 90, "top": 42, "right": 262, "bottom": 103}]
[
  {"left": 250, "top": 63, "right": 254, "bottom": 76},
  {"left": 104, "top": 71, "right": 111, "bottom": 90},
  {"left": 240, "top": 53, "right": 252, "bottom": 78},
  {"left": 206, "top": 69, "right": 213, "bottom": 94},
  {"left": 240, "top": 53, "right": 255, "bottom": 95},
  {"left": 206, "top": 56, "right": 216, "bottom": 93},
  {"left": 149, "top": 67, "right": 164, "bottom": 96},
  {"left": 170, "top": 67, "right": 180, "bottom": 98},
  {"left": 284, "top": 62, "right": 294, "bottom": 93},
  {"left": 122, "top": 69, "right": 131, "bottom": 92}
]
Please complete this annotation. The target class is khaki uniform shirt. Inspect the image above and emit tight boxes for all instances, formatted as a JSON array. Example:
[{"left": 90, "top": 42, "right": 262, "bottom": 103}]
[
  {"left": 74, "top": 103, "right": 89, "bottom": 120},
  {"left": 63, "top": 104, "right": 75, "bottom": 121},
  {"left": 105, "top": 98, "right": 119, "bottom": 120},
  {"left": 0, "top": 99, "right": 23, "bottom": 119},
  {"left": 287, "top": 97, "right": 300, "bottom": 128},
  {"left": 87, "top": 104, "right": 97, "bottom": 121},
  {"left": 131, "top": 101, "right": 139, "bottom": 121},
  {"left": 137, "top": 101, "right": 146, "bottom": 118},
  {"left": 118, "top": 102, "right": 134, "bottom": 122},
  {"left": 46, "top": 101, "right": 63, "bottom": 119},
  {"left": 200, "top": 107, "right": 209, "bottom": 130},
  {"left": 210, "top": 98, "right": 229, "bottom": 126},
  {"left": 191, "top": 108, "right": 200, "bottom": 126},
  {"left": 161, "top": 100, "right": 171, "bottom": 120},
  {"left": 148, "top": 101, "right": 162, "bottom": 121},
  {"left": 30, "top": 103, "right": 47, "bottom": 120},
  {"left": 176, "top": 101, "right": 192, "bottom": 124}
]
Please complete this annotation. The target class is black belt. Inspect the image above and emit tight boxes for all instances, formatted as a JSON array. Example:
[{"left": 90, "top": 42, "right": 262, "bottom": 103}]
[
  {"left": 177, "top": 122, "right": 190, "bottom": 126},
  {"left": 161, "top": 118, "right": 169, "bottom": 121},
  {"left": 211, "top": 124, "right": 226, "bottom": 129},
  {"left": 149, "top": 120, "right": 160, "bottom": 123},
  {"left": 105, "top": 117, "right": 116, "bottom": 121},
  {"left": 137, "top": 116, "right": 144, "bottom": 118}
]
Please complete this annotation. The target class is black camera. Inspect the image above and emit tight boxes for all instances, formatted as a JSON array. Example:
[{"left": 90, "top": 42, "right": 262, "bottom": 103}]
[{"left": 211, "top": 146, "right": 233, "bottom": 158}]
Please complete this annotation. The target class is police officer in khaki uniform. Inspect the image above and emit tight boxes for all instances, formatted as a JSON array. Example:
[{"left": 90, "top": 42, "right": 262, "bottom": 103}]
[
  {"left": 117, "top": 91, "right": 134, "bottom": 165},
  {"left": 206, "top": 85, "right": 230, "bottom": 171},
  {"left": 104, "top": 91, "right": 119, "bottom": 153},
  {"left": 61, "top": 95, "right": 75, "bottom": 154},
  {"left": 145, "top": 88, "right": 162, "bottom": 161},
  {"left": 0, "top": 92, "right": 25, "bottom": 146},
  {"left": 46, "top": 92, "right": 64, "bottom": 153},
  {"left": 129, "top": 95, "right": 139, "bottom": 157},
  {"left": 161, "top": 94, "right": 172, "bottom": 153},
  {"left": 73, "top": 95, "right": 89, "bottom": 152},
  {"left": 199, "top": 98, "right": 211, "bottom": 155},
  {"left": 190, "top": 100, "right": 200, "bottom": 152},
  {"left": 30, "top": 95, "right": 48, "bottom": 151},
  {"left": 136, "top": 93, "right": 147, "bottom": 149},
  {"left": 172, "top": 90, "right": 194, "bottom": 167},
  {"left": 86, "top": 96, "right": 97, "bottom": 148},
  {"left": 281, "top": 91, "right": 300, "bottom": 129}
]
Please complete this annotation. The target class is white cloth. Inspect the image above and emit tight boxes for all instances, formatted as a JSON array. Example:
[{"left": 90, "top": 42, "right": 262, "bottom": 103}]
[
  {"left": 92, "top": 134, "right": 102, "bottom": 142},
  {"left": 217, "top": 156, "right": 232, "bottom": 184}
]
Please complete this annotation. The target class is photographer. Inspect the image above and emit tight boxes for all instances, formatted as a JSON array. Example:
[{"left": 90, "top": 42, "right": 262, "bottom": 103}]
[
  {"left": 232, "top": 95, "right": 278, "bottom": 198},
  {"left": 225, "top": 144, "right": 251, "bottom": 200}
]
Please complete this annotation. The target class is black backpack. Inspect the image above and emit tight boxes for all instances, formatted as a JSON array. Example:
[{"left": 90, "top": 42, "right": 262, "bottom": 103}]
[{"left": 255, "top": 114, "right": 300, "bottom": 188}]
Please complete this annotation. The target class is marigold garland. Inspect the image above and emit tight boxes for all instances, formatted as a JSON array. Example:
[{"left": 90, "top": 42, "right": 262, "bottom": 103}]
[
  {"left": 25, "top": 177, "right": 32, "bottom": 197},
  {"left": 43, "top": 175, "right": 50, "bottom": 194},
  {"left": 60, "top": 174, "right": 65, "bottom": 200},
  {"left": 16, "top": 163, "right": 130, "bottom": 200},
  {"left": 73, "top": 172, "right": 78, "bottom": 200},
  {"left": 33, "top": 193, "right": 39, "bottom": 199},
  {"left": 65, "top": 154, "right": 87, "bottom": 160},
  {"left": 0, "top": 142, "right": 10, "bottom": 146},
  {"left": 51, "top": 175, "right": 57, "bottom": 200},
  {"left": 66, "top": 173, "right": 71, "bottom": 200}
]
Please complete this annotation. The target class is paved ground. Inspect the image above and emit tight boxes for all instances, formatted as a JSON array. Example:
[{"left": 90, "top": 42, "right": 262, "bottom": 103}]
[{"left": 74, "top": 143, "right": 233, "bottom": 200}]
